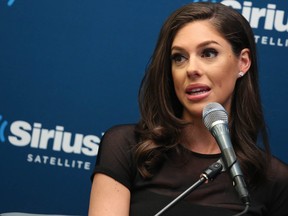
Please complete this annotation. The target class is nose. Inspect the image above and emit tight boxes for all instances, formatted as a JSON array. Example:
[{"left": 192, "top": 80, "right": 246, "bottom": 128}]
[{"left": 186, "top": 57, "right": 202, "bottom": 79}]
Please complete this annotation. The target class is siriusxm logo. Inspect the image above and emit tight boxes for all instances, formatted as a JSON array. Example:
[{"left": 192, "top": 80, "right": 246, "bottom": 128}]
[
  {"left": 222, "top": 1, "right": 288, "bottom": 32},
  {"left": 0, "top": 115, "right": 100, "bottom": 157},
  {"left": 0, "top": 115, "right": 8, "bottom": 142},
  {"left": 192, "top": 0, "right": 288, "bottom": 47},
  {"left": 193, "top": 0, "right": 288, "bottom": 33}
]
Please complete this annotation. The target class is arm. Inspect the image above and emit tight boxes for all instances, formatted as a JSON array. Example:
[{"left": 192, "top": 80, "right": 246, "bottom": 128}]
[{"left": 88, "top": 173, "right": 131, "bottom": 216}]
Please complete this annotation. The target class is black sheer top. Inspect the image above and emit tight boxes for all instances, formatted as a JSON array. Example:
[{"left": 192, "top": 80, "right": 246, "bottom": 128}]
[{"left": 92, "top": 124, "right": 288, "bottom": 216}]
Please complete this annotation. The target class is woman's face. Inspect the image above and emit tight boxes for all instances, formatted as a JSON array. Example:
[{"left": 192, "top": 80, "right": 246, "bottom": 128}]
[{"left": 171, "top": 20, "right": 250, "bottom": 121}]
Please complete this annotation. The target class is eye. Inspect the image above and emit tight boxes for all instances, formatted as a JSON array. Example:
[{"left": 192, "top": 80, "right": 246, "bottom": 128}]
[
  {"left": 171, "top": 53, "right": 188, "bottom": 64},
  {"left": 201, "top": 48, "right": 218, "bottom": 58}
]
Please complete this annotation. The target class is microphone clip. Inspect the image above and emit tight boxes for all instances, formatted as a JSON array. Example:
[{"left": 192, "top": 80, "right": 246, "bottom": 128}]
[{"left": 200, "top": 158, "right": 224, "bottom": 183}]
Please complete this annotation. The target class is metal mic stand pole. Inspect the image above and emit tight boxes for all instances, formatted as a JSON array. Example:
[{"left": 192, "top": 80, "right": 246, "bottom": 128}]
[{"left": 154, "top": 159, "right": 224, "bottom": 216}]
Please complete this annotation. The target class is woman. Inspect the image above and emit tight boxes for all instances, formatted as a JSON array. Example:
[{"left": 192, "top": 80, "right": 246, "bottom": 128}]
[{"left": 88, "top": 2, "right": 288, "bottom": 216}]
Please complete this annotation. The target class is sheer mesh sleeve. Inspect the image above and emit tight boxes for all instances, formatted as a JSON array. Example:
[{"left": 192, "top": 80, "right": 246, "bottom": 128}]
[
  {"left": 266, "top": 157, "right": 288, "bottom": 216},
  {"left": 92, "top": 124, "right": 137, "bottom": 190}
]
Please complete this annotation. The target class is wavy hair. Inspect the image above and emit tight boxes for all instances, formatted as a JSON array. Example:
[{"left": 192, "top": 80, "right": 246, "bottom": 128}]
[{"left": 135, "top": 2, "right": 270, "bottom": 184}]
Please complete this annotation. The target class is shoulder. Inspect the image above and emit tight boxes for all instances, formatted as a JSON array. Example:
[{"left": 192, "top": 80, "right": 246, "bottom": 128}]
[
  {"left": 99, "top": 124, "right": 138, "bottom": 151},
  {"left": 268, "top": 156, "right": 288, "bottom": 182},
  {"left": 96, "top": 123, "right": 138, "bottom": 168},
  {"left": 259, "top": 156, "right": 288, "bottom": 214},
  {"left": 104, "top": 124, "right": 137, "bottom": 136},
  {"left": 94, "top": 124, "right": 138, "bottom": 189},
  {"left": 102, "top": 124, "right": 138, "bottom": 144},
  {"left": 262, "top": 156, "right": 288, "bottom": 196}
]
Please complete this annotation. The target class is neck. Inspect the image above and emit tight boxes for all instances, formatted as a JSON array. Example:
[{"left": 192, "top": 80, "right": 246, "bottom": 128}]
[{"left": 180, "top": 123, "right": 221, "bottom": 155}]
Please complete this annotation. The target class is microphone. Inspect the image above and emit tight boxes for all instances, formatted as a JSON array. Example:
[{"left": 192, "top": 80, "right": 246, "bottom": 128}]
[{"left": 202, "top": 102, "right": 250, "bottom": 205}]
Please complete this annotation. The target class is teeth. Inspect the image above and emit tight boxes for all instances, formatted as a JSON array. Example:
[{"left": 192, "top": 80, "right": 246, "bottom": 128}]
[
  {"left": 188, "top": 88, "right": 208, "bottom": 95},
  {"left": 191, "top": 88, "right": 202, "bottom": 93},
  {"left": 190, "top": 91, "right": 206, "bottom": 95}
]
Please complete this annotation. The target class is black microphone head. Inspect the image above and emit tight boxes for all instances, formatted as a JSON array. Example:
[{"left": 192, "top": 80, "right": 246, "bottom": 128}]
[{"left": 202, "top": 102, "right": 228, "bottom": 130}]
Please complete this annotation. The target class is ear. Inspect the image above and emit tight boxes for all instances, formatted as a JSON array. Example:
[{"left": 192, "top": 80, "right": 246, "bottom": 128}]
[{"left": 238, "top": 48, "right": 251, "bottom": 77}]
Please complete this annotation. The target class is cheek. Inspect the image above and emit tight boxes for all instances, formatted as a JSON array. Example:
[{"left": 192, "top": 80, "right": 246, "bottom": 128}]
[
  {"left": 172, "top": 70, "right": 184, "bottom": 89},
  {"left": 215, "top": 79, "right": 223, "bottom": 88},
  {"left": 210, "top": 68, "right": 237, "bottom": 92},
  {"left": 213, "top": 61, "right": 238, "bottom": 88},
  {"left": 215, "top": 74, "right": 233, "bottom": 85}
]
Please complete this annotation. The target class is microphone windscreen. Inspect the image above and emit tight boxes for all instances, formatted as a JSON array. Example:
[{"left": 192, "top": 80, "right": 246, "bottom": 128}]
[{"left": 202, "top": 102, "right": 228, "bottom": 130}]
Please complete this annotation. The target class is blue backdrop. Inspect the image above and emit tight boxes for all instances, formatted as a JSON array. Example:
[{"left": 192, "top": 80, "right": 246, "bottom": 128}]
[{"left": 0, "top": 0, "right": 287, "bottom": 215}]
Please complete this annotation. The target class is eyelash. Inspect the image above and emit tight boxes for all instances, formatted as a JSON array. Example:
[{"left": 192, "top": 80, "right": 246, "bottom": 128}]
[
  {"left": 170, "top": 48, "right": 219, "bottom": 65},
  {"left": 201, "top": 48, "right": 218, "bottom": 58},
  {"left": 170, "top": 53, "right": 187, "bottom": 63}
]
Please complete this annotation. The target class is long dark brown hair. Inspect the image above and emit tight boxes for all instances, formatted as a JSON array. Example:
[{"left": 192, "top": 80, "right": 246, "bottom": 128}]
[{"left": 135, "top": 2, "right": 271, "bottom": 184}]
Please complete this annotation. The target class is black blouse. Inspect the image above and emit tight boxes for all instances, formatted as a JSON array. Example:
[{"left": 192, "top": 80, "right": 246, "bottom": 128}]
[{"left": 92, "top": 124, "right": 288, "bottom": 216}]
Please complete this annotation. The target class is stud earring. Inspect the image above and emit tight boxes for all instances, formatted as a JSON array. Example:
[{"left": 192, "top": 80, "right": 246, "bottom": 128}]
[{"left": 238, "top": 71, "right": 244, "bottom": 77}]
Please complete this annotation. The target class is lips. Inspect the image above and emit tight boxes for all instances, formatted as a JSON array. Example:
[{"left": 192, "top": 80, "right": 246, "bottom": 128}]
[
  {"left": 185, "top": 84, "right": 211, "bottom": 100},
  {"left": 185, "top": 85, "right": 211, "bottom": 95}
]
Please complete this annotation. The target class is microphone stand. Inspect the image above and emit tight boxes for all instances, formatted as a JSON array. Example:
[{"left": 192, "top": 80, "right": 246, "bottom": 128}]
[{"left": 154, "top": 159, "right": 224, "bottom": 216}]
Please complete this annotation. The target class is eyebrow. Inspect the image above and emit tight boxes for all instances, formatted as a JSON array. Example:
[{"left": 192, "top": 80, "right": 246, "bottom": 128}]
[{"left": 171, "top": 40, "right": 221, "bottom": 52}]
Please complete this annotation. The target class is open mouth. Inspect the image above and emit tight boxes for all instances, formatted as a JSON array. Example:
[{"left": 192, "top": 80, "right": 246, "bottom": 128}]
[{"left": 186, "top": 87, "right": 210, "bottom": 95}]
